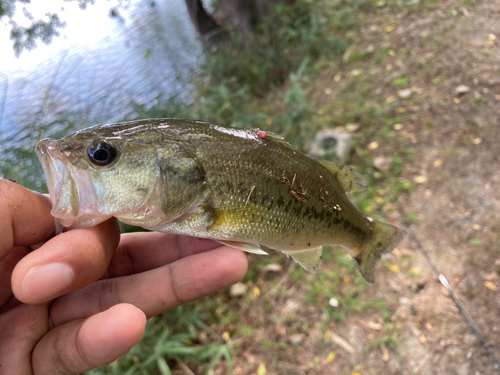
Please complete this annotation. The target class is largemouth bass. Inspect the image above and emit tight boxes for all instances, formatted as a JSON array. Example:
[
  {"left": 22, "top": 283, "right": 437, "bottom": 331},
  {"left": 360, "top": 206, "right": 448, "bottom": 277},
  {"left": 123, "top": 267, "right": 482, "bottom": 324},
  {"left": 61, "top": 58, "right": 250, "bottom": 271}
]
[{"left": 36, "top": 119, "right": 405, "bottom": 282}]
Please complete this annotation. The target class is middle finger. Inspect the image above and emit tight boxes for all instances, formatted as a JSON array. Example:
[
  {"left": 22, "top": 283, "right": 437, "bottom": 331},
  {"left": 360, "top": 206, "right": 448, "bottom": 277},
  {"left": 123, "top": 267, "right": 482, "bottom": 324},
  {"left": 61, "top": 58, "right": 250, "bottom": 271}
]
[{"left": 49, "top": 246, "right": 248, "bottom": 326}]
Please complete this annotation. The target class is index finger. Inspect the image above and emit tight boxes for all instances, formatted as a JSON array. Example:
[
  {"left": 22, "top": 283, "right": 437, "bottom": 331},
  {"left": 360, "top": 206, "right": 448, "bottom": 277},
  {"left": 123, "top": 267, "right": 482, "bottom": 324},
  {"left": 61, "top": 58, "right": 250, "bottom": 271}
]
[{"left": 0, "top": 179, "right": 55, "bottom": 261}]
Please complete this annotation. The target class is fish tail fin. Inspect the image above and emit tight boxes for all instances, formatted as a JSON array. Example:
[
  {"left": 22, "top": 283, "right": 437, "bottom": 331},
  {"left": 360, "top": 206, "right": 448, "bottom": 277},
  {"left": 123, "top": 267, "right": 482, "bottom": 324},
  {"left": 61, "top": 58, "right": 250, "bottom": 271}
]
[{"left": 353, "top": 220, "right": 406, "bottom": 283}]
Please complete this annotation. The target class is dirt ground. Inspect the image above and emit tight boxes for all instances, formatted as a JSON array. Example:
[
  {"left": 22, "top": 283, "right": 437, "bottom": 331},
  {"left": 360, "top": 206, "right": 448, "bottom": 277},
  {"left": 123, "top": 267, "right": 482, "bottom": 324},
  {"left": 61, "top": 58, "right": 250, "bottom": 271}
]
[{"left": 200, "top": 1, "right": 500, "bottom": 374}]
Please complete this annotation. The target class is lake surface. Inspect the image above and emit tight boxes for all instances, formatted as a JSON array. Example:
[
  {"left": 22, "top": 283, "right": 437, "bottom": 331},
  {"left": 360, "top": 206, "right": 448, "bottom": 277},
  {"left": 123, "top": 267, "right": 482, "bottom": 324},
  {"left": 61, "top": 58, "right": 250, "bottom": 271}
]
[{"left": 0, "top": 0, "right": 201, "bottom": 188}]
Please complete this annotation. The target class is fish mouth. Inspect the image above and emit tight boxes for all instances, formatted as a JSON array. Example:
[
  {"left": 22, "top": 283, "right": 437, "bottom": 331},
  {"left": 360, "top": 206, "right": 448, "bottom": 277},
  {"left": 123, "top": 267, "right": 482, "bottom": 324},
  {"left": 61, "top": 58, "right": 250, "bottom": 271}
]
[{"left": 36, "top": 138, "right": 109, "bottom": 228}]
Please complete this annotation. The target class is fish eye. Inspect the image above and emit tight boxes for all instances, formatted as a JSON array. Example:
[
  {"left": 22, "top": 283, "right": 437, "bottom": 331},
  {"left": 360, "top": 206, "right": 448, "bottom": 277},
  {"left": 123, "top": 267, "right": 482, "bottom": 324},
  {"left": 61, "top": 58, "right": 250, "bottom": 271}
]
[{"left": 87, "top": 141, "right": 118, "bottom": 167}]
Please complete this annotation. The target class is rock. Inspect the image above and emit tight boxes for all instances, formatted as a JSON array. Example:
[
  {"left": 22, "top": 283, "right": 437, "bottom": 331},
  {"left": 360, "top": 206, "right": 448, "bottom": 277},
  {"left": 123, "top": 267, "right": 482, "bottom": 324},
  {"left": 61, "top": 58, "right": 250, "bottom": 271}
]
[
  {"left": 399, "top": 297, "right": 411, "bottom": 305},
  {"left": 455, "top": 84, "right": 470, "bottom": 95},
  {"left": 373, "top": 156, "right": 392, "bottom": 171},
  {"left": 229, "top": 282, "right": 248, "bottom": 297},
  {"left": 329, "top": 297, "right": 339, "bottom": 307},
  {"left": 288, "top": 333, "right": 305, "bottom": 345},
  {"left": 345, "top": 123, "right": 360, "bottom": 132},
  {"left": 309, "top": 128, "right": 353, "bottom": 163},
  {"left": 398, "top": 88, "right": 413, "bottom": 99}
]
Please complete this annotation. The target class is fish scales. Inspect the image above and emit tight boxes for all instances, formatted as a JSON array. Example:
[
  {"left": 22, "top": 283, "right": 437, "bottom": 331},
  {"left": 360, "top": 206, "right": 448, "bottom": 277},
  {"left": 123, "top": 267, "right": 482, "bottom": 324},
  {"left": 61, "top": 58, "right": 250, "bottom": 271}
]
[
  {"left": 192, "top": 133, "right": 370, "bottom": 250},
  {"left": 36, "top": 118, "right": 406, "bottom": 282}
]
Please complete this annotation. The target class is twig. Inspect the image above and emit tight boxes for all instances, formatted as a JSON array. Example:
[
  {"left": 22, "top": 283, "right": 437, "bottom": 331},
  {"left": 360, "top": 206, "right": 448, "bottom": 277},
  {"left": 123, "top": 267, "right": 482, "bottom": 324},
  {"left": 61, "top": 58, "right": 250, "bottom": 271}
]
[
  {"left": 245, "top": 185, "right": 256, "bottom": 204},
  {"left": 174, "top": 356, "right": 196, "bottom": 375}
]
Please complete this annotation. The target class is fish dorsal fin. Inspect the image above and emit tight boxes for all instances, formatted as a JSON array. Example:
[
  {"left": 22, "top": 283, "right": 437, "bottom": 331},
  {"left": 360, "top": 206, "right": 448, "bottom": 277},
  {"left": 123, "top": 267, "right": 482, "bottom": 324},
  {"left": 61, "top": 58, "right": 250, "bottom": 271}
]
[
  {"left": 217, "top": 240, "right": 268, "bottom": 255},
  {"left": 255, "top": 129, "right": 296, "bottom": 149},
  {"left": 318, "top": 160, "right": 367, "bottom": 194},
  {"left": 282, "top": 247, "right": 323, "bottom": 273}
]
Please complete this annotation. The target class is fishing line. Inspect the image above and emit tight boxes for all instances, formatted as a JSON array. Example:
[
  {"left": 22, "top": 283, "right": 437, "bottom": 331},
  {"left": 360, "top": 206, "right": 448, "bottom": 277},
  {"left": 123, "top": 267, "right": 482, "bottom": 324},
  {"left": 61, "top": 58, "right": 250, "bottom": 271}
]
[{"left": 404, "top": 225, "right": 500, "bottom": 370}]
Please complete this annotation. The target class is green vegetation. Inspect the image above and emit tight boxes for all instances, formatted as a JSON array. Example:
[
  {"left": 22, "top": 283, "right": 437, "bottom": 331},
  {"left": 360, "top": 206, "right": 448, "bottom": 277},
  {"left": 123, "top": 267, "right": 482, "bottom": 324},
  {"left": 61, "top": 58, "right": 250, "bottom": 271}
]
[{"left": 1, "top": 0, "right": 420, "bottom": 373}]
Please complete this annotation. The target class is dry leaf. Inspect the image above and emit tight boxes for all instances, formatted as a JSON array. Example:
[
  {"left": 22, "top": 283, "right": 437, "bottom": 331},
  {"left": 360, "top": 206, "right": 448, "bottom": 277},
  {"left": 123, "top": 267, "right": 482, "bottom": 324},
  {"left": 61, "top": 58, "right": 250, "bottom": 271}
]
[
  {"left": 262, "top": 263, "right": 283, "bottom": 272},
  {"left": 367, "top": 321, "right": 383, "bottom": 331},
  {"left": 433, "top": 159, "right": 443, "bottom": 167},
  {"left": 327, "top": 352, "right": 336, "bottom": 363},
  {"left": 257, "top": 363, "right": 267, "bottom": 375},
  {"left": 414, "top": 175, "right": 428, "bottom": 184},
  {"left": 484, "top": 281, "right": 498, "bottom": 291},
  {"left": 385, "top": 25, "right": 396, "bottom": 32},
  {"left": 253, "top": 286, "right": 261, "bottom": 298},
  {"left": 367, "top": 141, "right": 379, "bottom": 150},
  {"left": 382, "top": 346, "right": 390, "bottom": 362},
  {"left": 419, "top": 335, "right": 427, "bottom": 344},
  {"left": 389, "top": 264, "right": 400, "bottom": 272}
]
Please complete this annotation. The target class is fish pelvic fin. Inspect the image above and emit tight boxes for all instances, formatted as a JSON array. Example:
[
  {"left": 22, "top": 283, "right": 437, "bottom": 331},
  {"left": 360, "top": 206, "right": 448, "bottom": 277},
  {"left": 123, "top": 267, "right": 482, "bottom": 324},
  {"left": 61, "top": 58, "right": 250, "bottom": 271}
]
[
  {"left": 282, "top": 247, "right": 323, "bottom": 273},
  {"left": 354, "top": 220, "right": 406, "bottom": 283},
  {"left": 217, "top": 240, "right": 268, "bottom": 255}
]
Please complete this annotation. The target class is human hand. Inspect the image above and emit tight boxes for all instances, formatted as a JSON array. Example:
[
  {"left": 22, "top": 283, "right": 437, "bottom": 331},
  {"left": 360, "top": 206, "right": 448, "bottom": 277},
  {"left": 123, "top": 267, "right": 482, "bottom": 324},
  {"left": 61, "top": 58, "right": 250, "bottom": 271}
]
[{"left": 0, "top": 179, "right": 248, "bottom": 374}]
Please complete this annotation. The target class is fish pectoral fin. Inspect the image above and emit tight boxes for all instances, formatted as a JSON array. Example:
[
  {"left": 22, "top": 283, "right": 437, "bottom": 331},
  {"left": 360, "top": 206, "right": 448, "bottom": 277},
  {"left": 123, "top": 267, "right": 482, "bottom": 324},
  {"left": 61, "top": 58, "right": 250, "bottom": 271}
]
[
  {"left": 217, "top": 240, "right": 268, "bottom": 255},
  {"left": 318, "top": 160, "right": 367, "bottom": 194},
  {"left": 282, "top": 247, "right": 323, "bottom": 273}
]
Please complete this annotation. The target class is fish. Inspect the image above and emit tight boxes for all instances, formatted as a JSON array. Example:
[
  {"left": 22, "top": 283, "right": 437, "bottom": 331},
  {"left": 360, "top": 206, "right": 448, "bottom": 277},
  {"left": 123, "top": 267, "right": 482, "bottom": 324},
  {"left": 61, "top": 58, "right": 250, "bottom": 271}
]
[{"left": 35, "top": 118, "right": 406, "bottom": 282}]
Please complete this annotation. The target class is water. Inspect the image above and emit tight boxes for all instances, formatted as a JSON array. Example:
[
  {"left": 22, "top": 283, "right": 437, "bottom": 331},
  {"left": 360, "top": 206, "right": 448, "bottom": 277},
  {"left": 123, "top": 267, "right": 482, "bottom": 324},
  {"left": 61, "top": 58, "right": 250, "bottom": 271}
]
[{"left": 0, "top": 0, "right": 202, "bottom": 188}]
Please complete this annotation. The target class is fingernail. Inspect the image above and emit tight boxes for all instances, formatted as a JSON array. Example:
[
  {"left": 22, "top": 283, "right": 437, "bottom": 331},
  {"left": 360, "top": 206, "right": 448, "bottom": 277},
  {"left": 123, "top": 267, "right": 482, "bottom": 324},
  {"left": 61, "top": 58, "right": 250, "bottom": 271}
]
[{"left": 22, "top": 263, "right": 74, "bottom": 302}]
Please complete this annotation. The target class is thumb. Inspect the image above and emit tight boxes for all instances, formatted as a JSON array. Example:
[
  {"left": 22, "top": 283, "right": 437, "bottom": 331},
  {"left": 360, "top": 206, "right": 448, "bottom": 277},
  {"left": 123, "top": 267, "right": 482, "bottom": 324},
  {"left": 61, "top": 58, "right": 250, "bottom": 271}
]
[{"left": 32, "top": 303, "right": 146, "bottom": 374}]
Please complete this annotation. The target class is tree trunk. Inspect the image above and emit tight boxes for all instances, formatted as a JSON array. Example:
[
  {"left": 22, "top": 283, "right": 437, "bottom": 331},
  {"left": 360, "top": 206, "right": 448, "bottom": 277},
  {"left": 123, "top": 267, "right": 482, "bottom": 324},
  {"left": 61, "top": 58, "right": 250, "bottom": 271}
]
[
  {"left": 183, "top": 0, "right": 229, "bottom": 46},
  {"left": 184, "top": 0, "right": 284, "bottom": 47}
]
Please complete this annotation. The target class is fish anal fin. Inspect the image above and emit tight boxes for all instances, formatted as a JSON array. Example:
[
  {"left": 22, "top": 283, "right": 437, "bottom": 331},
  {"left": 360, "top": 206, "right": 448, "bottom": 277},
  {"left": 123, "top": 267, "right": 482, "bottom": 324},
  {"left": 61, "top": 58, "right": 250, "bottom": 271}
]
[
  {"left": 282, "top": 247, "right": 323, "bottom": 273},
  {"left": 318, "top": 160, "right": 367, "bottom": 194},
  {"left": 217, "top": 240, "right": 268, "bottom": 255}
]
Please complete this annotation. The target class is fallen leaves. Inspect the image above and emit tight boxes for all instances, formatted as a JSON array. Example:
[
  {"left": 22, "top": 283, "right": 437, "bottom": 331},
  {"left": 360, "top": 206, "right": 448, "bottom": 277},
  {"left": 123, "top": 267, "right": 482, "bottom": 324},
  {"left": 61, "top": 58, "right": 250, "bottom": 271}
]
[
  {"left": 413, "top": 175, "right": 428, "bottom": 184},
  {"left": 488, "top": 33, "right": 496, "bottom": 45},
  {"left": 367, "top": 321, "right": 383, "bottom": 331},
  {"left": 382, "top": 346, "right": 390, "bottom": 362},
  {"left": 326, "top": 352, "right": 336, "bottom": 363},
  {"left": 389, "top": 264, "right": 400, "bottom": 272},
  {"left": 484, "top": 281, "right": 498, "bottom": 291},
  {"left": 253, "top": 286, "right": 261, "bottom": 298}
]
